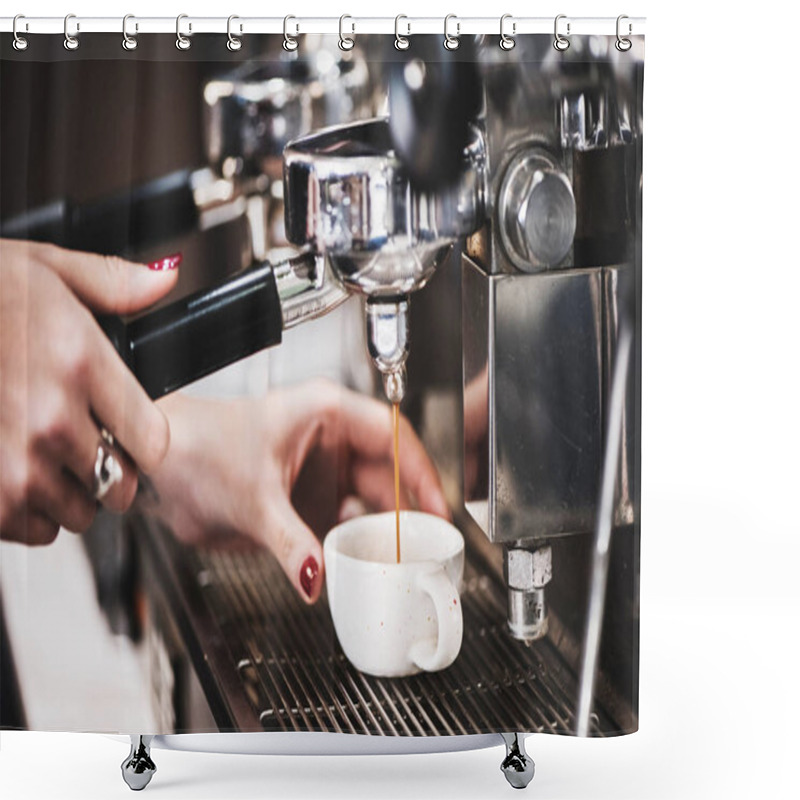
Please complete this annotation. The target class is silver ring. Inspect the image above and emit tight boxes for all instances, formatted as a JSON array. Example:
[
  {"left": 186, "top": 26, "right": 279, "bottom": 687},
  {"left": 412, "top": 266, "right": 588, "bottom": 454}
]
[
  {"left": 176, "top": 13, "right": 191, "bottom": 50},
  {"left": 13, "top": 14, "right": 29, "bottom": 51},
  {"left": 92, "top": 428, "right": 122, "bottom": 502},
  {"left": 394, "top": 15, "right": 410, "bottom": 51},
  {"left": 616, "top": 14, "right": 632, "bottom": 52},
  {"left": 227, "top": 15, "right": 242, "bottom": 51},
  {"left": 444, "top": 14, "right": 460, "bottom": 51},
  {"left": 499, "top": 14, "right": 515, "bottom": 50},
  {"left": 554, "top": 14, "right": 570, "bottom": 51},
  {"left": 63, "top": 13, "right": 79, "bottom": 51},
  {"left": 283, "top": 15, "right": 298, "bottom": 51},
  {"left": 339, "top": 14, "right": 354, "bottom": 51},
  {"left": 122, "top": 14, "right": 137, "bottom": 51}
]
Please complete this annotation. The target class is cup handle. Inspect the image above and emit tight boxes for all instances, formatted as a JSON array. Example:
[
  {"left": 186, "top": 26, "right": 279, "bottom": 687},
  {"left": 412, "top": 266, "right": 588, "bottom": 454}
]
[{"left": 408, "top": 567, "right": 464, "bottom": 672}]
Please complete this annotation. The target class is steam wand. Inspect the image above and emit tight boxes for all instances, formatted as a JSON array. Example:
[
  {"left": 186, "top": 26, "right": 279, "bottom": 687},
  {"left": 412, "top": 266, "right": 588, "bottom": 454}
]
[{"left": 575, "top": 307, "right": 634, "bottom": 736}]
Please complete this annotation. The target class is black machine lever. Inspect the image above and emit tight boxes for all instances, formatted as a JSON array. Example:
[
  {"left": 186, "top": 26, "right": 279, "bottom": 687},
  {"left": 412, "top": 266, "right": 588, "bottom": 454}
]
[
  {"left": 97, "top": 260, "right": 283, "bottom": 400},
  {"left": 0, "top": 169, "right": 198, "bottom": 255}
]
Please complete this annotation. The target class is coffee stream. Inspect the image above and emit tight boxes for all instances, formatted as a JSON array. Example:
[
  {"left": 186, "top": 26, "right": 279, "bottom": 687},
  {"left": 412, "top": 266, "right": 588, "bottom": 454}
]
[{"left": 393, "top": 402, "right": 401, "bottom": 563}]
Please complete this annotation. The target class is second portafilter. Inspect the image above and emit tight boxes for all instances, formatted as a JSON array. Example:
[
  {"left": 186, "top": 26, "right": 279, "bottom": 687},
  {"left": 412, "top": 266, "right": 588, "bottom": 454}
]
[{"left": 100, "top": 118, "right": 485, "bottom": 402}]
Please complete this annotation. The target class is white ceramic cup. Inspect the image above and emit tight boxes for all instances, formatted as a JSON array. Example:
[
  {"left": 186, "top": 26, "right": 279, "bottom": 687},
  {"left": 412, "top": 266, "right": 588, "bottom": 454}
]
[{"left": 324, "top": 511, "right": 465, "bottom": 677}]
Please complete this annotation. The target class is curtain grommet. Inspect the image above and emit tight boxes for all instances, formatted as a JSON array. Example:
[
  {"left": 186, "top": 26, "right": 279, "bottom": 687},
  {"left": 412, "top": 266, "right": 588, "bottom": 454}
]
[
  {"left": 615, "top": 15, "right": 632, "bottom": 52},
  {"left": 176, "top": 14, "right": 191, "bottom": 51},
  {"left": 283, "top": 15, "right": 298, "bottom": 51},
  {"left": 394, "top": 15, "right": 410, "bottom": 51},
  {"left": 227, "top": 15, "right": 242, "bottom": 51},
  {"left": 13, "top": 14, "right": 29, "bottom": 51},
  {"left": 444, "top": 14, "right": 460, "bottom": 51},
  {"left": 499, "top": 14, "right": 516, "bottom": 51},
  {"left": 554, "top": 14, "right": 570, "bottom": 52},
  {"left": 63, "top": 13, "right": 79, "bottom": 51}
]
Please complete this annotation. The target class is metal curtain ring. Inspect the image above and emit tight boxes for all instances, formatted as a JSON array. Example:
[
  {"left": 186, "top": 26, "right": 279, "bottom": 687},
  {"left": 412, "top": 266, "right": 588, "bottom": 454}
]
[
  {"left": 283, "top": 15, "right": 298, "bottom": 51},
  {"left": 92, "top": 428, "right": 122, "bottom": 502},
  {"left": 13, "top": 14, "right": 29, "bottom": 51},
  {"left": 227, "top": 15, "right": 242, "bottom": 51},
  {"left": 554, "top": 14, "right": 570, "bottom": 51},
  {"left": 616, "top": 14, "right": 632, "bottom": 52},
  {"left": 444, "top": 14, "right": 460, "bottom": 51},
  {"left": 176, "top": 14, "right": 191, "bottom": 50},
  {"left": 63, "top": 13, "right": 79, "bottom": 51},
  {"left": 122, "top": 14, "right": 137, "bottom": 51},
  {"left": 500, "top": 14, "right": 515, "bottom": 50},
  {"left": 339, "top": 15, "right": 354, "bottom": 51},
  {"left": 394, "top": 15, "right": 410, "bottom": 51}
]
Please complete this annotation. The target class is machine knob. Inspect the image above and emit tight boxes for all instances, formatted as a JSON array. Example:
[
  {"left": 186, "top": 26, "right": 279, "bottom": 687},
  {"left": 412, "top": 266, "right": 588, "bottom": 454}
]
[{"left": 499, "top": 150, "right": 576, "bottom": 271}]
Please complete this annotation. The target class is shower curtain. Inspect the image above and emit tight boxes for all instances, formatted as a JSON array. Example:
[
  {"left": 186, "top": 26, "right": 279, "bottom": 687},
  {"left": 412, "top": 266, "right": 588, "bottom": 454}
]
[{"left": 0, "top": 24, "right": 643, "bottom": 742}]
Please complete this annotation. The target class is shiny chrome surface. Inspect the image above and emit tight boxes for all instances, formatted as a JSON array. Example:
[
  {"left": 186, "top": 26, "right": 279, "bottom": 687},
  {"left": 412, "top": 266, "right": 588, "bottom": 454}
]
[
  {"left": 121, "top": 735, "right": 156, "bottom": 791},
  {"left": 365, "top": 298, "right": 409, "bottom": 403},
  {"left": 505, "top": 546, "right": 552, "bottom": 642},
  {"left": 500, "top": 732, "right": 535, "bottom": 789},
  {"left": 203, "top": 47, "right": 372, "bottom": 181},
  {"left": 283, "top": 118, "right": 485, "bottom": 298},
  {"left": 576, "top": 310, "right": 634, "bottom": 737},
  {"left": 456, "top": 36, "right": 641, "bottom": 707},
  {"left": 498, "top": 149, "right": 576, "bottom": 272},
  {"left": 462, "top": 257, "right": 605, "bottom": 544},
  {"left": 273, "top": 250, "right": 349, "bottom": 329}
]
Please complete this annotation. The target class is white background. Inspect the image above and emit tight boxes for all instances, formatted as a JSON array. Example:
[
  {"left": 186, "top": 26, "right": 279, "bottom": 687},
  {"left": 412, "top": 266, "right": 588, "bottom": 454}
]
[{"left": 2, "top": 1, "right": 800, "bottom": 798}]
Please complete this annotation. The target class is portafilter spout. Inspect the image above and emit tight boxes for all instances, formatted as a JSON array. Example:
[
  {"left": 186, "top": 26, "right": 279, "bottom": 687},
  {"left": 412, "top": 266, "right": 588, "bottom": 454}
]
[{"left": 283, "top": 118, "right": 485, "bottom": 402}]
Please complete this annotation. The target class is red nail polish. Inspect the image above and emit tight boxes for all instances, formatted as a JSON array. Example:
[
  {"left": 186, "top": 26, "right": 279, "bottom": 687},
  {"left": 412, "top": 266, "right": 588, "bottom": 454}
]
[
  {"left": 300, "top": 556, "right": 319, "bottom": 599},
  {"left": 147, "top": 252, "right": 182, "bottom": 272}
]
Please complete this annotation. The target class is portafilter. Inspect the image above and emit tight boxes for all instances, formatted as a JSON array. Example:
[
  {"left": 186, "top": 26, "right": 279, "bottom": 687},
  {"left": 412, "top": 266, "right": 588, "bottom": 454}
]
[{"left": 99, "top": 118, "right": 485, "bottom": 403}]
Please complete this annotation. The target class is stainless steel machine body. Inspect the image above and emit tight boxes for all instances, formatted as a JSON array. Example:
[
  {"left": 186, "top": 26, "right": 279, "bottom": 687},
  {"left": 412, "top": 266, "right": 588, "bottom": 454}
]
[{"left": 457, "top": 37, "right": 642, "bottom": 728}]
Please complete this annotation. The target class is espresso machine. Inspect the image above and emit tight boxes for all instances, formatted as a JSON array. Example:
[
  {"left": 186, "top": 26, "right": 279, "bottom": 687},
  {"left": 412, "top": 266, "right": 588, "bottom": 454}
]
[
  {"left": 0, "top": 28, "right": 641, "bottom": 790},
  {"left": 95, "top": 30, "right": 639, "bottom": 662}
]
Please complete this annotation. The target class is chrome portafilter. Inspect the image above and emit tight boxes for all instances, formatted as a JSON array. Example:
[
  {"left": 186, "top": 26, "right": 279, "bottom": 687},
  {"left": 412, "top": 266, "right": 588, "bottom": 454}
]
[
  {"left": 282, "top": 118, "right": 486, "bottom": 402},
  {"left": 95, "top": 119, "right": 483, "bottom": 403}
]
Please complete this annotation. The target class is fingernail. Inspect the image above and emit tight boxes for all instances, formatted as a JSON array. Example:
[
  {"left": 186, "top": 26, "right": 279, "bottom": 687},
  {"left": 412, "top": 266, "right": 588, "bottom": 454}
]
[
  {"left": 300, "top": 556, "right": 319, "bottom": 599},
  {"left": 147, "top": 252, "right": 182, "bottom": 272}
]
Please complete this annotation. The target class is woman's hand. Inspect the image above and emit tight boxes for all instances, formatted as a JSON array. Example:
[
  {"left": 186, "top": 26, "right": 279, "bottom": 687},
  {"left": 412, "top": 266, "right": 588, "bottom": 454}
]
[
  {"left": 0, "top": 239, "right": 179, "bottom": 544},
  {"left": 150, "top": 381, "right": 451, "bottom": 604}
]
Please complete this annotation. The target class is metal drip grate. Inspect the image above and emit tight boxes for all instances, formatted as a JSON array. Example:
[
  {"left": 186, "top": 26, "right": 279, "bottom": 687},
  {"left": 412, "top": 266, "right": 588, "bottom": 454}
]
[{"left": 174, "top": 536, "right": 609, "bottom": 737}]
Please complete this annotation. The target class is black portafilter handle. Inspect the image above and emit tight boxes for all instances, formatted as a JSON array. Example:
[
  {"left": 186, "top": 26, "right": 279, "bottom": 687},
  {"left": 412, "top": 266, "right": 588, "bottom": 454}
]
[{"left": 97, "top": 260, "right": 283, "bottom": 400}]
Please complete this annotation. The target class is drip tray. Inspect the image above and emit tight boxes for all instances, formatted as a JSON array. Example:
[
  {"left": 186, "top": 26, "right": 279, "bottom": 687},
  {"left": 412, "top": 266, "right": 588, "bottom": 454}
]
[{"left": 135, "top": 515, "right": 610, "bottom": 736}]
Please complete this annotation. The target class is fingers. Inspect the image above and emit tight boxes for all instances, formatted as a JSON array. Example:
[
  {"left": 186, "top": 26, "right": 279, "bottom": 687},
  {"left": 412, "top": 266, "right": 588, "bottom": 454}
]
[
  {"left": 258, "top": 494, "right": 324, "bottom": 605},
  {"left": 35, "top": 404, "right": 139, "bottom": 513},
  {"left": 32, "top": 242, "right": 180, "bottom": 315},
  {"left": 349, "top": 459, "right": 412, "bottom": 513},
  {"left": 1, "top": 502, "right": 60, "bottom": 546},
  {"left": 338, "top": 496, "right": 368, "bottom": 522},
  {"left": 30, "top": 467, "right": 97, "bottom": 534},
  {"left": 325, "top": 388, "right": 450, "bottom": 519},
  {"left": 87, "top": 333, "right": 171, "bottom": 474},
  {"left": 32, "top": 242, "right": 173, "bottom": 475},
  {"left": 20, "top": 512, "right": 61, "bottom": 546}
]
